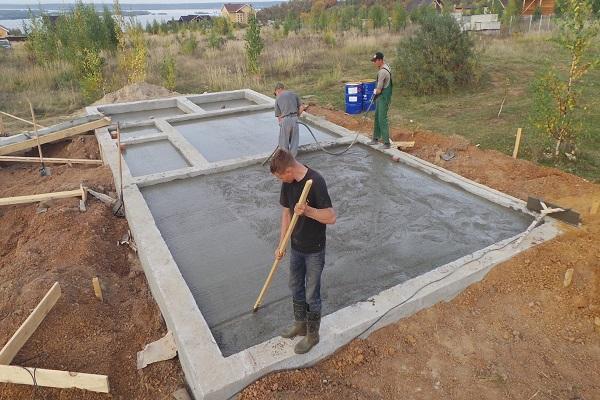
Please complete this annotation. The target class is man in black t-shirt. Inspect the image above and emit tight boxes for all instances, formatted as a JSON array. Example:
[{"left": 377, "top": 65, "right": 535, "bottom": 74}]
[{"left": 270, "top": 149, "right": 336, "bottom": 354}]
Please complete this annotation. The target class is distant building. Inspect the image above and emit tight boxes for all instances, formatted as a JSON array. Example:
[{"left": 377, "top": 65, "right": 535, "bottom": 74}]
[
  {"left": 178, "top": 14, "right": 212, "bottom": 23},
  {"left": 522, "top": 0, "right": 555, "bottom": 15},
  {"left": 0, "top": 25, "right": 9, "bottom": 39},
  {"left": 221, "top": 3, "right": 255, "bottom": 25}
]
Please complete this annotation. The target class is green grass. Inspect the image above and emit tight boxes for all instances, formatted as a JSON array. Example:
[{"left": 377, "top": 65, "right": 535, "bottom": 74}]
[{"left": 0, "top": 27, "right": 598, "bottom": 182}]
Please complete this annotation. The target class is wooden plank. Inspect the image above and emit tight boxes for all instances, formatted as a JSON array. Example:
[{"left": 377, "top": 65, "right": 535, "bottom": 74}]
[
  {"left": 0, "top": 111, "right": 46, "bottom": 128},
  {"left": 526, "top": 197, "right": 580, "bottom": 226},
  {"left": 0, "top": 365, "right": 109, "bottom": 393},
  {"left": 513, "top": 128, "right": 522, "bottom": 159},
  {"left": 0, "top": 282, "right": 61, "bottom": 365},
  {"left": 0, "top": 189, "right": 83, "bottom": 206},
  {"left": 0, "top": 156, "right": 103, "bottom": 165},
  {"left": 92, "top": 277, "right": 103, "bottom": 301},
  {"left": 0, "top": 117, "right": 110, "bottom": 156}
]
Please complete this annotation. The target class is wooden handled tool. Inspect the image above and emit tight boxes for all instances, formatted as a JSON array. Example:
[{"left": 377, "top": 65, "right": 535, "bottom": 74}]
[{"left": 253, "top": 179, "right": 313, "bottom": 312}]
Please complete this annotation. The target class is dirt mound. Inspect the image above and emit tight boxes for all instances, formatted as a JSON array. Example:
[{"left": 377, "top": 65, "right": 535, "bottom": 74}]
[{"left": 94, "top": 83, "right": 179, "bottom": 105}]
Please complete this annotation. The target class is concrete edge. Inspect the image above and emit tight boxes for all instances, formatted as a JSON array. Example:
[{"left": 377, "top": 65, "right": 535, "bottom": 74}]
[
  {"left": 154, "top": 119, "right": 210, "bottom": 168},
  {"left": 121, "top": 133, "right": 169, "bottom": 146}
]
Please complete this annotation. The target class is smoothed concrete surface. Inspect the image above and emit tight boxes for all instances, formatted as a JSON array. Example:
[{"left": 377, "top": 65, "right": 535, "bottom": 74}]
[
  {"left": 171, "top": 111, "right": 335, "bottom": 162},
  {"left": 120, "top": 125, "right": 162, "bottom": 140},
  {"left": 141, "top": 145, "right": 533, "bottom": 356},
  {"left": 106, "top": 107, "right": 186, "bottom": 124},
  {"left": 123, "top": 140, "right": 189, "bottom": 177},
  {"left": 194, "top": 98, "right": 257, "bottom": 111}
]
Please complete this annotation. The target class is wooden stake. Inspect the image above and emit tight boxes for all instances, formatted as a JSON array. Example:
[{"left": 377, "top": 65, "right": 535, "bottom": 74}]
[
  {"left": 117, "top": 123, "right": 123, "bottom": 200},
  {"left": 0, "top": 113, "right": 4, "bottom": 136},
  {"left": 0, "top": 111, "right": 46, "bottom": 128},
  {"left": 0, "top": 282, "right": 61, "bottom": 365},
  {"left": 253, "top": 179, "right": 313, "bottom": 312},
  {"left": 0, "top": 156, "right": 103, "bottom": 165},
  {"left": 27, "top": 99, "right": 46, "bottom": 171},
  {"left": 0, "top": 364, "right": 109, "bottom": 393},
  {"left": 591, "top": 200, "right": 599, "bottom": 215},
  {"left": 512, "top": 128, "right": 522, "bottom": 159},
  {"left": 92, "top": 277, "right": 103, "bottom": 302}
]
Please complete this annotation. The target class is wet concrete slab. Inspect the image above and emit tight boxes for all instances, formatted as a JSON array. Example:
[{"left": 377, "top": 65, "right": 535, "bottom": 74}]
[
  {"left": 120, "top": 125, "right": 162, "bottom": 140},
  {"left": 171, "top": 111, "right": 336, "bottom": 162},
  {"left": 123, "top": 140, "right": 189, "bottom": 177},
  {"left": 104, "top": 107, "right": 186, "bottom": 125},
  {"left": 194, "top": 98, "right": 257, "bottom": 111},
  {"left": 141, "top": 145, "right": 533, "bottom": 356}
]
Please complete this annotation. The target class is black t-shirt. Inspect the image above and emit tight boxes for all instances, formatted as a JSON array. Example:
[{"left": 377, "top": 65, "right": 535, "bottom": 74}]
[{"left": 280, "top": 167, "right": 333, "bottom": 253}]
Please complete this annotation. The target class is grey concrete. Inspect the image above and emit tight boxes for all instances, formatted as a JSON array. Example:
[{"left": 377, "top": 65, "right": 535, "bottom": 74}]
[
  {"left": 123, "top": 140, "right": 190, "bottom": 177},
  {"left": 171, "top": 111, "right": 336, "bottom": 162},
  {"left": 91, "top": 90, "right": 564, "bottom": 400},
  {"left": 141, "top": 145, "right": 532, "bottom": 356},
  {"left": 105, "top": 107, "right": 187, "bottom": 125},
  {"left": 120, "top": 125, "right": 162, "bottom": 140},
  {"left": 195, "top": 98, "right": 257, "bottom": 111}
]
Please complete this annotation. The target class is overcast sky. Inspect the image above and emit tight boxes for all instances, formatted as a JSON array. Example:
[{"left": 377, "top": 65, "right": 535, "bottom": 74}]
[{"left": 0, "top": 0, "right": 270, "bottom": 4}]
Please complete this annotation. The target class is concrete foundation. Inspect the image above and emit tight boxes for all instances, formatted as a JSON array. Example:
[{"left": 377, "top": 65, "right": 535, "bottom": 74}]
[{"left": 88, "top": 89, "right": 563, "bottom": 400}]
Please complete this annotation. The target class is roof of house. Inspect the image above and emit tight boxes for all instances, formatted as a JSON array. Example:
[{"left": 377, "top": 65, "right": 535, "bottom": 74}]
[
  {"left": 0, "top": 25, "right": 9, "bottom": 33},
  {"left": 222, "top": 3, "right": 251, "bottom": 13}
]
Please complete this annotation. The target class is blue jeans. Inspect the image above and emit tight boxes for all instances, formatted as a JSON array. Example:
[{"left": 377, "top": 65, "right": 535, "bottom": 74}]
[{"left": 289, "top": 247, "right": 325, "bottom": 313}]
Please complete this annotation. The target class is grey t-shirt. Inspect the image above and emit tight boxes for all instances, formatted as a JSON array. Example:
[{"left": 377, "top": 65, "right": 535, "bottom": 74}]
[
  {"left": 376, "top": 64, "right": 392, "bottom": 91},
  {"left": 275, "top": 90, "right": 301, "bottom": 118}
]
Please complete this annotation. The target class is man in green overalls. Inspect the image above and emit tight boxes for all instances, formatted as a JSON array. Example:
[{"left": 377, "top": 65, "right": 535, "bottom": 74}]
[{"left": 367, "top": 52, "right": 393, "bottom": 149}]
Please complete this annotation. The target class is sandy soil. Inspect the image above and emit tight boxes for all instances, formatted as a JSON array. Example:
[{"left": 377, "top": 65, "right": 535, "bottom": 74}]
[
  {"left": 239, "top": 106, "right": 600, "bottom": 400},
  {"left": 0, "top": 138, "right": 185, "bottom": 399}
]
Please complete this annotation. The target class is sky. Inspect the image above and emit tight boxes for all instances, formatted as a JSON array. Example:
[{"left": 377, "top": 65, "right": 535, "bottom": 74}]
[{"left": 0, "top": 0, "right": 270, "bottom": 4}]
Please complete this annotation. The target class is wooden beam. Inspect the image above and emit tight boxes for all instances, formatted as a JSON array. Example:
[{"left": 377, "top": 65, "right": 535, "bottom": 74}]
[
  {"left": 0, "top": 282, "right": 61, "bottom": 365},
  {"left": 513, "top": 128, "right": 522, "bottom": 159},
  {"left": 0, "top": 189, "right": 83, "bottom": 206},
  {"left": 0, "top": 117, "right": 111, "bottom": 156},
  {"left": 0, "top": 156, "right": 103, "bottom": 165},
  {"left": 92, "top": 277, "right": 103, "bottom": 301},
  {"left": 0, "top": 365, "right": 109, "bottom": 393},
  {"left": 0, "top": 111, "right": 46, "bottom": 128}
]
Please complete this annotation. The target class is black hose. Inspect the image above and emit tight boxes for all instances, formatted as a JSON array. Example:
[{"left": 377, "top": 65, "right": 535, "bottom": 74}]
[{"left": 298, "top": 121, "right": 360, "bottom": 156}]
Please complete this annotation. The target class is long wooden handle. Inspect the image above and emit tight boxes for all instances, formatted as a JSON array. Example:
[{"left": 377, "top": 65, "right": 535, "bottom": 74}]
[
  {"left": 27, "top": 100, "right": 44, "bottom": 165},
  {"left": 253, "top": 179, "right": 313, "bottom": 312},
  {"left": 117, "top": 123, "right": 123, "bottom": 199}
]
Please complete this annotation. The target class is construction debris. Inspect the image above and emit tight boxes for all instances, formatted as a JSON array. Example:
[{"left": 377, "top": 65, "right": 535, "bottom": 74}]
[
  {"left": 526, "top": 197, "right": 581, "bottom": 226},
  {"left": 0, "top": 156, "right": 103, "bottom": 165},
  {"left": 137, "top": 332, "right": 177, "bottom": 370},
  {"left": 563, "top": 268, "right": 574, "bottom": 288},
  {"left": 0, "top": 185, "right": 87, "bottom": 207},
  {"left": 92, "top": 277, "right": 103, "bottom": 302},
  {"left": 0, "top": 116, "right": 111, "bottom": 156},
  {"left": 172, "top": 387, "right": 193, "bottom": 400},
  {"left": 117, "top": 230, "right": 137, "bottom": 252},
  {"left": 87, "top": 188, "right": 117, "bottom": 207},
  {"left": 0, "top": 282, "right": 61, "bottom": 365}
]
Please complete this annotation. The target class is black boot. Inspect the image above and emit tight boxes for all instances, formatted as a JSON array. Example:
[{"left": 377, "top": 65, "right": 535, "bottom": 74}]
[
  {"left": 294, "top": 311, "right": 320, "bottom": 354},
  {"left": 281, "top": 300, "right": 307, "bottom": 339}
]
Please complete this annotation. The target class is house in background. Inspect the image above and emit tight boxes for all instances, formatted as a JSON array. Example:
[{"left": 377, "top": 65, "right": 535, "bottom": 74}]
[
  {"left": 0, "top": 25, "right": 10, "bottom": 39},
  {"left": 221, "top": 3, "right": 255, "bottom": 25},
  {"left": 179, "top": 14, "right": 212, "bottom": 23},
  {"left": 521, "top": 0, "right": 555, "bottom": 15}
]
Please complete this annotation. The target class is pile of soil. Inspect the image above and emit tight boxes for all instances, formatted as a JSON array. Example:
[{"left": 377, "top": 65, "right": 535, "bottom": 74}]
[
  {"left": 93, "top": 83, "right": 180, "bottom": 106},
  {"left": 0, "top": 137, "right": 185, "bottom": 399},
  {"left": 240, "top": 106, "right": 600, "bottom": 400}
]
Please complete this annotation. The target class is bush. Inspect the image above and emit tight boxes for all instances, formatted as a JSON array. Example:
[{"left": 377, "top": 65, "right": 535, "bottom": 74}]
[
  {"left": 181, "top": 36, "right": 198, "bottom": 55},
  {"left": 208, "top": 30, "right": 225, "bottom": 49},
  {"left": 245, "top": 15, "right": 264, "bottom": 74},
  {"left": 160, "top": 56, "right": 176, "bottom": 90},
  {"left": 396, "top": 12, "right": 481, "bottom": 95}
]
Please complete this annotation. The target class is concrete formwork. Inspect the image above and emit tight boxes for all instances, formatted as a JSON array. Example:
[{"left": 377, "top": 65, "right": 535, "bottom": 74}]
[{"left": 88, "top": 89, "right": 563, "bottom": 400}]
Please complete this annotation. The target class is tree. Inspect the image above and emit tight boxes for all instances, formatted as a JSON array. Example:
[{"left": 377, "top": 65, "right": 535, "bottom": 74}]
[
  {"left": 160, "top": 56, "right": 176, "bottom": 90},
  {"left": 396, "top": 12, "right": 481, "bottom": 94},
  {"left": 502, "top": 0, "right": 520, "bottom": 27},
  {"left": 245, "top": 14, "right": 264, "bottom": 74},
  {"left": 530, "top": 0, "right": 600, "bottom": 156},
  {"left": 392, "top": 4, "right": 408, "bottom": 31},
  {"left": 369, "top": 4, "right": 387, "bottom": 29}
]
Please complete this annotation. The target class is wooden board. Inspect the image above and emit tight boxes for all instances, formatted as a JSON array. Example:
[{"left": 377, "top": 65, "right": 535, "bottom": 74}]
[
  {"left": 513, "top": 128, "right": 522, "bottom": 159},
  {"left": 0, "top": 117, "right": 110, "bottom": 156},
  {"left": 0, "top": 282, "right": 61, "bottom": 365},
  {"left": 0, "top": 156, "right": 103, "bottom": 165},
  {"left": 0, "top": 189, "right": 83, "bottom": 206},
  {"left": 0, "top": 365, "right": 109, "bottom": 393}
]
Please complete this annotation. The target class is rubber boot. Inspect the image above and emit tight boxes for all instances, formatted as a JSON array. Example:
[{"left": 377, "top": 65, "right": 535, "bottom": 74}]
[
  {"left": 294, "top": 311, "right": 320, "bottom": 354},
  {"left": 281, "top": 300, "right": 307, "bottom": 339}
]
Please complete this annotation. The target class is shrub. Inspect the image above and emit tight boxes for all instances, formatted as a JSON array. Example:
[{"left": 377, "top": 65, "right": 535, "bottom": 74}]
[
  {"left": 396, "top": 12, "right": 481, "bottom": 95},
  {"left": 181, "top": 36, "right": 198, "bottom": 55},
  {"left": 208, "top": 30, "right": 225, "bottom": 49},
  {"left": 160, "top": 56, "right": 176, "bottom": 90},
  {"left": 245, "top": 15, "right": 264, "bottom": 74}
]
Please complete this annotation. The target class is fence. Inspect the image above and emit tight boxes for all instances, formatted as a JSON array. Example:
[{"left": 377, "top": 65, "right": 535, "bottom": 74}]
[{"left": 507, "top": 14, "right": 557, "bottom": 34}]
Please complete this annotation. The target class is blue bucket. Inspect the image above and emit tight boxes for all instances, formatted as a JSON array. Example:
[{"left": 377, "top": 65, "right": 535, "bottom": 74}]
[
  {"left": 362, "top": 80, "right": 377, "bottom": 111},
  {"left": 345, "top": 82, "right": 363, "bottom": 115}
]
